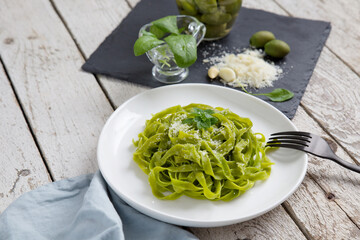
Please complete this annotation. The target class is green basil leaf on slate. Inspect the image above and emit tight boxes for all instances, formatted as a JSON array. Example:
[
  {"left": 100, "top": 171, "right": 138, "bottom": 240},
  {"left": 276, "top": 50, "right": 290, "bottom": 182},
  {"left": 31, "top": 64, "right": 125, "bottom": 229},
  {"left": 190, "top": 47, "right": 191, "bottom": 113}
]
[{"left": 263, "top": 88, "right": 294, "bottom": 102}]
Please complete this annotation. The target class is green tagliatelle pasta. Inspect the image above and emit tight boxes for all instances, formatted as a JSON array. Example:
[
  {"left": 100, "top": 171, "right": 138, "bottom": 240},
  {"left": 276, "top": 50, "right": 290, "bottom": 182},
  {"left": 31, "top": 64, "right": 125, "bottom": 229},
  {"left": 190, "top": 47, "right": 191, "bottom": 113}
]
[{"left": 133, "top": 103, "right": 273, "bottom": 201}]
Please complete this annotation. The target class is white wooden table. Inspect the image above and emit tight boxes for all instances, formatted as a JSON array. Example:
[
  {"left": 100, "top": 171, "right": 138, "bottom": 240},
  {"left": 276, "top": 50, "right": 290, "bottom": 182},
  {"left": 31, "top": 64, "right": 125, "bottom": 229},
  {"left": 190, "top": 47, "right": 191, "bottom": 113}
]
[{"left": 1, "top": 0, "right": 360, "bottom": 239}]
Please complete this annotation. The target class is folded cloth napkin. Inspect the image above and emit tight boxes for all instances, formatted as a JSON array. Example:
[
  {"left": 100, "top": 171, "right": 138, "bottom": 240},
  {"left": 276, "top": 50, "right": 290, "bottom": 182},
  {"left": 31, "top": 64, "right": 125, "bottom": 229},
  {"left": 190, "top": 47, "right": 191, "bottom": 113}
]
[{"left": 0, "top": 171, "right": 198, "bottom": 240}]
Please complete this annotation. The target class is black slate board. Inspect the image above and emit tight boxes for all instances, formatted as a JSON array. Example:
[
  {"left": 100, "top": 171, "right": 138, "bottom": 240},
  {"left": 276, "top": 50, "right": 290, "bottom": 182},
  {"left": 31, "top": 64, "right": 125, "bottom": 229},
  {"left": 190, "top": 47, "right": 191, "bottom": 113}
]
[{"left": 82, "top": 0, "right": 331, "bottom": 119}]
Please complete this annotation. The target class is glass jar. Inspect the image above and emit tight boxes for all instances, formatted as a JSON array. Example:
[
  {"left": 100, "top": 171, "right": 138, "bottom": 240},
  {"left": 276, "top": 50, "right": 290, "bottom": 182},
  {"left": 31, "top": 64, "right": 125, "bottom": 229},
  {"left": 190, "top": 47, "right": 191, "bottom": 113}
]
[
  {"left": 139, "top": 15, "right": 206, "bottom": 84},
  {"left": 175, "top": 0, "right": 242, "bottom": 40}
]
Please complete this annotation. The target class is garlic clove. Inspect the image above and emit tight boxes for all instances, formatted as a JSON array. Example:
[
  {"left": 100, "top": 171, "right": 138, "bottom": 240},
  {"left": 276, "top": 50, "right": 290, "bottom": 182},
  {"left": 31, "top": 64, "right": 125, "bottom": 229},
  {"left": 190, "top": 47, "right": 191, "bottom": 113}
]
[
  {"left": 208, "top": 66, "right": 219, "bottom": 79},
  {"left": 219, "top": 67, "right": 236, "bottom": 82}
]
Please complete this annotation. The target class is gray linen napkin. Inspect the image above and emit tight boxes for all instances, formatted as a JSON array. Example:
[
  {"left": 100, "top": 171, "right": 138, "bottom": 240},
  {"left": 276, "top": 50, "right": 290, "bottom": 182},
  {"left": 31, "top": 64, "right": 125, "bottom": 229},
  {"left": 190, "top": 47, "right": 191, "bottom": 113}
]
[{"left": 0, "top": 171, "right": 198, "bottom": 240}]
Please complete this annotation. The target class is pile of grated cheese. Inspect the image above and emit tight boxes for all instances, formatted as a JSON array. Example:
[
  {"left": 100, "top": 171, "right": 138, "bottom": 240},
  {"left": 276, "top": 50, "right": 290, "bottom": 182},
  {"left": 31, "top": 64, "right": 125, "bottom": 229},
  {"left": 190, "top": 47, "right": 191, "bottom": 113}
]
[{"left": 204, "top": 48, "right": 283, "bottom": 89}]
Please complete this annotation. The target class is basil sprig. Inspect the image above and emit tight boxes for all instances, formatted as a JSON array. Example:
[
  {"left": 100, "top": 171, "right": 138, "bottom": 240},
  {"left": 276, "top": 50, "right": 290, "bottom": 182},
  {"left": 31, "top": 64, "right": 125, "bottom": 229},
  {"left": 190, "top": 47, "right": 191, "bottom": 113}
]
[
  {"left": 182, "top": 108, "right": 219, "bottom": 130},
  {"left": 134, "top": 16, "right": 197, "bottom": 68}
]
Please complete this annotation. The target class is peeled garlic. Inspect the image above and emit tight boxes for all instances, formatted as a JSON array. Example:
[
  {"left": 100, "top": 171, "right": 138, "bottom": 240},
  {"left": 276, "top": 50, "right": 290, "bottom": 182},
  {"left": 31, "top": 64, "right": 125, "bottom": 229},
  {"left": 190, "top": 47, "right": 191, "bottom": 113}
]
[
  {"left": 219, "top": 67, "right": 236, "bottom": 82},
  {"left": 208, "top": 66, "right": 219, "bottom": 79}
]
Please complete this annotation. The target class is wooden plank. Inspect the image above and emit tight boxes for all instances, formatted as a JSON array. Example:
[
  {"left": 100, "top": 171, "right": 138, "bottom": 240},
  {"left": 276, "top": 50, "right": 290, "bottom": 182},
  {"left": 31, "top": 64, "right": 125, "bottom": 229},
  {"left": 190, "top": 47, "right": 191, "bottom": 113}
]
[
  {"left": 0, "top": 0, "right": 114, "bottom": 180},
  {"left": 287, "top": 107, "right": 360, "bottom": 238},
  {"left": 283, "top": 173, "right": 360, "bottom": 239},
  {"left": 293, "top": 105, "right": 360, "bottom": 229},
  {"left": 301, "top": 47, "right": 360, "bottom": 162},
  {"left": 55, "top": 0, "right": 130, "bottom": 60},
  {"left": 275, "top": 0, "right": 360, "bottom": 76},
  {"left": 52, "top": 0, "right": 147, "bottom": 108},
  {"left": 0, "top": 64, "right": 51, "bottom": 212},
  {"left": 190, "top": 206, "right": 306, "bottom": 240},
  {"left": 127, "top": 0, "right": 141, "bottom": 7}
]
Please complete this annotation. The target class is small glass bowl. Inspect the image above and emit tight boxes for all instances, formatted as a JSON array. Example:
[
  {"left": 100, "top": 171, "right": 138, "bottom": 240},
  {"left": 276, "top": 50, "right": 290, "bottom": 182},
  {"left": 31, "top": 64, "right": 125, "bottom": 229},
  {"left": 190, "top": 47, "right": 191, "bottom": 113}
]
[{"left": 139, "top": 15, "right": 206, "bottom": 84}]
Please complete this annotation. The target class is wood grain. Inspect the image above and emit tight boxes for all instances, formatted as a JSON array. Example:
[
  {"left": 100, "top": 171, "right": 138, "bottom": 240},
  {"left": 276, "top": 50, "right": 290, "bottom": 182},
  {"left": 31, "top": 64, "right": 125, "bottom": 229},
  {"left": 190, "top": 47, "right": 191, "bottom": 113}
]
[
  {"left": 0, "top": 0, "right": 114, "bottom": 180},
  {"left": 190, "top": 206, "right": 306, "bottom": 240},
  {"left": 127, "top": 0, "right": 141, "bottom": 7},
  {"left": 52, "top": 0, "right": 148, "bottom": 108},
  {"left": 293, "top": 105, "right": 360, "bottom": 229},
  {"left": 275, "top": 0, "right": 360, "bottom": 76},
  {"left": 283, "top": 172, "right": 360, "bottom": 239},
  {"left": 301, "top": 47, "right": 360, "bottom": 163},
  {"left": 0, "top": 63, "right": 50, "bottom": 213}
]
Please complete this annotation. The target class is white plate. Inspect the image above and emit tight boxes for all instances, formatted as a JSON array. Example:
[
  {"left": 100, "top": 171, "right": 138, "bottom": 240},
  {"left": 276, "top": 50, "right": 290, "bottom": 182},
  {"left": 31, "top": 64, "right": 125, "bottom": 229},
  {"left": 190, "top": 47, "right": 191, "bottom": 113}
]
[{"left": 97, "top": 84, "right": 307, "bottom": 227}]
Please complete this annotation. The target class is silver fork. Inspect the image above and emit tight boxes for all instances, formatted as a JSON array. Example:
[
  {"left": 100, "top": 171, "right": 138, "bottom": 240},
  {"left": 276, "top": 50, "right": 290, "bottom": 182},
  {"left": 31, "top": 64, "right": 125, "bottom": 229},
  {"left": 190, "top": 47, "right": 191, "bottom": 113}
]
[{"left": 266, "top": 131, "right": 360, "bottom": 173}]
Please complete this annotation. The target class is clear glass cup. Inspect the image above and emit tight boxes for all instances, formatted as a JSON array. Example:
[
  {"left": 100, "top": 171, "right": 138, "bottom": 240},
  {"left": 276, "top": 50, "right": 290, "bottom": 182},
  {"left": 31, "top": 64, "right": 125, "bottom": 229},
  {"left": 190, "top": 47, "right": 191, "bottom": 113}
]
[
  {"left": 175, "top": 0, "right": 243, "bottom": 40},
  {"left": 139, "top": 15, "right": 206, "bottom": 84}
]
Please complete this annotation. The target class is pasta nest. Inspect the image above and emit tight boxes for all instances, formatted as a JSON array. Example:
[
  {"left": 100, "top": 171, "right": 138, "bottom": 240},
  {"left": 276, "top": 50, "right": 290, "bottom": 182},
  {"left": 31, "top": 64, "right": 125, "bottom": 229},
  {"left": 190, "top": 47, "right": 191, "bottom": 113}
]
[{"left": 133, "top": 104, "right": 272, "bottom": 201}]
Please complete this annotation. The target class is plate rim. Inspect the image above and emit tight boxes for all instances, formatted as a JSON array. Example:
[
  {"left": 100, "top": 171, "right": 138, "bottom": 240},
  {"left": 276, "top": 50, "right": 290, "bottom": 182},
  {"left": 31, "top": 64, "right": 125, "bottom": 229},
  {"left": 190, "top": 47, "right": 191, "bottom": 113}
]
[{"left": 97, "top": 83, "right": 308, "bottom": 227}]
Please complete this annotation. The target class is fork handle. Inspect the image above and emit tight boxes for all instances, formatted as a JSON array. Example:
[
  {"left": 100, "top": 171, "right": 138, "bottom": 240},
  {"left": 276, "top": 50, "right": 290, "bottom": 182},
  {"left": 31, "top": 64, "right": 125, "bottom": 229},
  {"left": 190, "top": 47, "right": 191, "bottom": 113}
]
[{"left": 328, "top": 155, "right": 360, "bottom": 173}]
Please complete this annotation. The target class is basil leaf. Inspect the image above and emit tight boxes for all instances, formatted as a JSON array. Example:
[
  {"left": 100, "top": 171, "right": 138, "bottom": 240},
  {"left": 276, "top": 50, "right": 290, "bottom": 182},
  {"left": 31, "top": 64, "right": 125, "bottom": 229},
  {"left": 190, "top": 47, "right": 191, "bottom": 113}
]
[
  {"left": 193, "top": 108, "right": 203, "bottom": 114},
  {"left": 165, "top": 35, "right": 197, "bottom": 68},
  {"left": 149, "top": 25, "right": 166, "bottom": 39},
  {"left": 263, "top": 88, "right": 294, "bottom": 102},
  {"left": 152, "top": 16, "right": 179, "bottom": 35},
  {"left": 197, "top": 120, "right": 211, "bottom": 130},
  {"left": 133, "top": 35, "right": 164, "bottom": 56},
  {"left": 140, "top": 30, "right": 156, "bottom": 37},
  {"left": 204, "top": 109, "right": 215, "bottom": 114},
  {"left": 178, "top": 27, "right": 186, "bottom": 34},
  {"left": 210, "top": 117, "right": 218, "bottom": 125},
  {"left": 183, "top": 108, "right": 218, "bottom": 130},
  {"left": 182, "top": 118, "right": 194, "bottom": 124}
]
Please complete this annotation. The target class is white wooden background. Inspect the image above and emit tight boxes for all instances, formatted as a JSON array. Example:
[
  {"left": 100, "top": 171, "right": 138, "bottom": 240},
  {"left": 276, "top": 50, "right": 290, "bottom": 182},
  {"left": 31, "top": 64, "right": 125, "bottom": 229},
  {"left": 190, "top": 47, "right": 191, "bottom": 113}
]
[{"left": 1, "top": 0, "right": 360, "bottom": 239}]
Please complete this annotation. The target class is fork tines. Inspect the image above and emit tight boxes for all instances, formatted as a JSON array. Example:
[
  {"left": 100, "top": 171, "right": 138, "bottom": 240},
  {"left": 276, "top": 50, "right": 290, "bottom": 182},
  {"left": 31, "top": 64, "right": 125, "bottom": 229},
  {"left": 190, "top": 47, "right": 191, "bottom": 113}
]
[
  {"left": 266, "top": 131, "right": 360, "bottom": 173},
  {"left": 270, "top": 131, "right": 311, "bottom": 137},
  {"left": 266, "top": 131, "right": 312, "bottom": 150}
]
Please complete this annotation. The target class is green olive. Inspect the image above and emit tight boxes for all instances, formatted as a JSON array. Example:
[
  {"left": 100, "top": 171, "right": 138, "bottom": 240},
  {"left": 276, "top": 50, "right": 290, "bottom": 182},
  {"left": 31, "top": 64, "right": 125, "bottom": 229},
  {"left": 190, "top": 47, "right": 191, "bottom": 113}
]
[
  {"left": 179, "top": 0, "right": 198, "bottom": 16},
  {"left": 205, "top": 24, "right": 227, "bottom": 38},
  {"left": 226, "top": 13, "right": 238, "bottom": 29},
  {"left": 200, "top": 10, "right": 232, "bottom": 25},
  {"left": 194, "top": 0, "right": 218, "bottom": 13},
  {"left": 264, "top": 39, "right": 290, "bottom": 58},
  {"left": 250, "top": 31, "right": 276, "bottom": 48},
  {"left": 218, "top": 0, "right": 242, "bottom": 14}
]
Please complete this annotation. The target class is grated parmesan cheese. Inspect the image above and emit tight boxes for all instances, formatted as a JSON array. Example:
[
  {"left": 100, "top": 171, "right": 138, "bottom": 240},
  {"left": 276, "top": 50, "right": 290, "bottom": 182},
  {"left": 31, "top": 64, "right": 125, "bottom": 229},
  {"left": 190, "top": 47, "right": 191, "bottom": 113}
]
[
  {"left": 169, "top": 119, "right": 189, "bottom": 135},
  {"left": 205, "top": 48, "right": 283, "bottom": 89}
]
